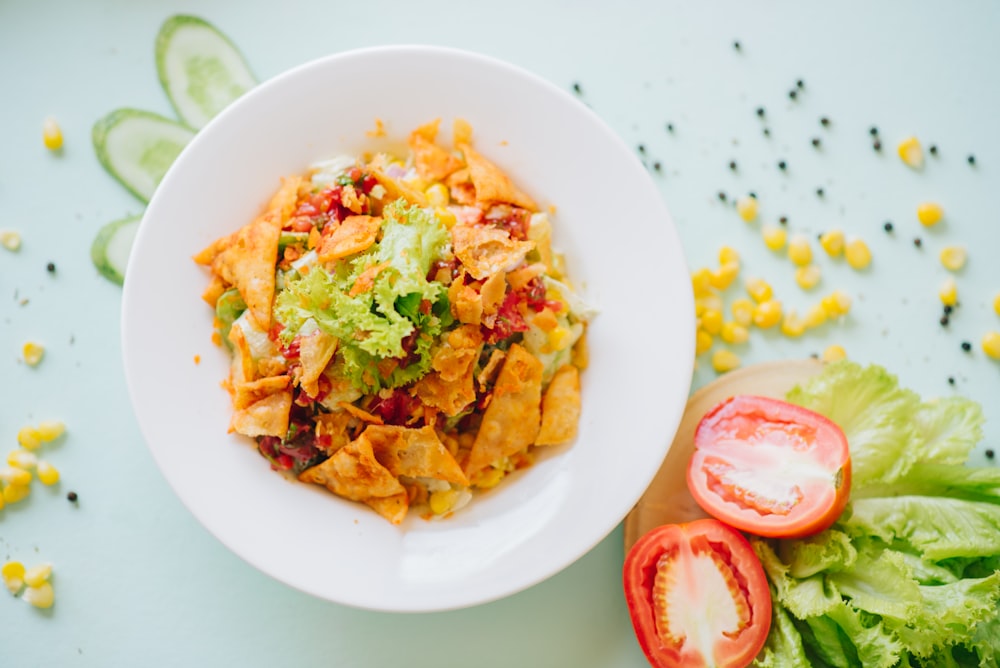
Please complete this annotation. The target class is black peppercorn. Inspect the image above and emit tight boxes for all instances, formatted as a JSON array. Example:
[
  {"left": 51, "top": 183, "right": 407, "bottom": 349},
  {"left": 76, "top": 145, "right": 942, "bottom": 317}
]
[
  {"left": 968, "top": 154, "right": 977, "bottom": 165},
  {"left": 572, "top": 82, "right": 582, "bottom": 94},
  {"left": 733, "top": 40, "right": 742, "bottom": 51},
  {"left": 788, "top": 90, "right": 798, "bottom": 100},
  {"left": 779, "top": 216, "right": 788, "bottom": 225},
  {"left": 756, "top": 107, "right": 765, "bottom": 117},
  {"left": 940, "top": 315, "right": 950, "bottom": 327},
  {"left": 778, "top": 160, "right": 787, "bottom": 170},
  {"left": 46, "top": 262, "right": 55, "bottom": 273},
  {"left": 811, "top": 138, "right": 821, "bottom": 148},
  {"left": 816, "top": 187, "right": 825, "bottom": 197},
  {"left": 869, "top": 126, "right": 879, "bottom": 136},
  {"left": 717, "top": 191, "right": 727, "bottom": 202},
  {"left": 820, "top": 117, "right": 830, "bottom": 127},
  {"left": 67, "top": 491, "right": 78, "bottom": 502},
  {"left": 987, "top": 449, "right": 995, "bottom": 459},
  {"left": 948, "top": 376, "right": 955, "bottom": 386},
  {"left": 729, "top": 161, "right": 737, "bottom": 171},
  {"left": 883, "top": 221, "right": 894, "bottom": 233},
  {"left": 873, "top": 140, "right": 882, "bottom": 151},
  {"left": 961, "top": 341, "right": 972, "bottom": 352},
  {"left": 914, "top": 237, "right": 923, "bottom": 248},
  {"left": 929, "top": 145, "right": 938, "bottom": 156}
]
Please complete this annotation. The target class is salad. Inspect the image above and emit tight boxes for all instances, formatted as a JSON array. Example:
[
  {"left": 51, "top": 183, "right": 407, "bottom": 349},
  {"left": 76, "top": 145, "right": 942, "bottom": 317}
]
[{"left": 193, "top": 119, "right": 591, "bottom": 524}]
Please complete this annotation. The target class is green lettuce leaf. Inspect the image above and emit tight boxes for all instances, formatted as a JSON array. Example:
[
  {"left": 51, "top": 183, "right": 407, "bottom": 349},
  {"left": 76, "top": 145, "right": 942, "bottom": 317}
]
[
  {"left": 911, "top": 396, "right": 983, "bottom": 466},
  {"left": 823, "top": 603, "right": 903, "bottom": 668},
  {"left": 778, "top": 529, "right": 857, "bottom": 578},
  {"left": 826, "top": 549, "right": 921, "bottom": 622},
  {"left": 753, "top": 539, "right": 840, "bottom": 619},
  {"left": 752, "top": 598, "right": 812, "bottom": 668}
]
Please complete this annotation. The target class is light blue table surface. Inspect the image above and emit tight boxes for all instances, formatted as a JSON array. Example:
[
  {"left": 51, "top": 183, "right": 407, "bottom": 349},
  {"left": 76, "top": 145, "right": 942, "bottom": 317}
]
[{"left": 3, "top": 1, "right": 999, "bottom": 665}]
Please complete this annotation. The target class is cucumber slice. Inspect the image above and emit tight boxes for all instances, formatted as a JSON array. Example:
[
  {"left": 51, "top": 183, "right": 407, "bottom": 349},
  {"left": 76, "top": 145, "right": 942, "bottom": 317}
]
[
  {"left": 156, "top": 15, "right": 257, "bottom": 130},
  {"left": 91, "top": 215, "right": 142, "bottom": 285},
  {"left": 92, "top": 109, "right": 195, "bottom": 203}
]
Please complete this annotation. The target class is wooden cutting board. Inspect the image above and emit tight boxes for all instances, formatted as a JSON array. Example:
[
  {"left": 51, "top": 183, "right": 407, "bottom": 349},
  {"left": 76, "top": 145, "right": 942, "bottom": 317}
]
[{"left": 623, "top": 358, "right": 824, "bottom": 551}]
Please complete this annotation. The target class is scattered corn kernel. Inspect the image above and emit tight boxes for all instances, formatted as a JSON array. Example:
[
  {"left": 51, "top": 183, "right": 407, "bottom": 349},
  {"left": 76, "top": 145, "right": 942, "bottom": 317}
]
[
  {"left": 753, "top": 299, "right": 783, "bottom": 329},
  {"left": 712, "top": 349, "right": 741, "bottom": 373},
  {"left": 700, "top": 309, "right": 723, "bottom": 335},
  {"left": 0, "top": 467, "right": 32, "bottom": 486},
  {"left": 2, "top": 561, "right": 25, "bottom": 595},
  {"left": 897, "top": 136, "right": 924, "bottom": 169},
  {"left": 940, "top": 245, "right": 967, "bottom": 272},
  {"left": 845, "top": 237, "right": 872, "bottom": 270},
  {"left": 691, "top": 268, "right": 714, "bottom": 296},
  {"left": 823, "top": 344, "right": 848, "bottom": 362},
  {"left": 36, "top": 461, "right": 59, "bottom": 486},
  {"left": 718, "top": 246, "right": 740, "bottom": 265},
  {"left": 745, "top": 277, "right": 773, "bottom": 303},
  {"left": 17, "top": 426, "right": 42, "bottom": 451},
  {"left": 36, "top": 420, "right": 65, "bottom": 443},
  {"left": 762, "top": 224, "right": 787, "bottom": 251},
  {"left": 0, "top": 230, "right": 22, "bottom": 252},
  {"left": 3, "top": 484, "right": 30, "bottom": 504},
  {"left": 709, "top": 262, "right": 740, "bottom": 290},
  {"left": 804, "top": 303, "right": 828, "bottom": 329},
  {"left": 939, "top": 277, "right": 958, "bottom": 307},
  {"left": 720, "top": 321, "right": 749, "bottom": 345},
  {"left": 917, "top": 202, "right": 944, "bottom": 227},
  {"left": 548, "top": 326, "right": 573, "bottom": 351},
  {"left": 434, "top": 207, "right": 457, "bottom": 229},
  {"left": 42, "top": 117, "right": 63, "bottom": 151},
  {"left": 22, "top": 342, "right": 45, "bottom": 367},
  {"left": 780, "top": 311, "right": 806, "bottom": 338},
  {"left": 8, "top": 450, "right": 38, "bottom": 469},
  {"left": 819, "top": 229, "right": 845, "bottom": 258},
  {"left": 429, "top": 488, "right": 459, "bottom": 515},
  {"left": 821, "top": 290, "right": 852, "bottom": 318},
  {"left": 696, "top": 293, "right": 723, "bottom": 314},
  {"left": 787, "top": 234, "right": 813, "bottom": 267},
  {"left": 22, "top": 564, "right": 51, "bottom": 588},
  {"left": 23, "top": 582, "right": 54, "bottom": 609},
  {"left": 983, "top": 332, "right": 1000, "bottom": 360},
  {"left": 995, "top": 292, "right": 1000, "bottom": 317},
  {"left": 795, "top": 265, "right": 822, "bottom": 291},
  {"left": 474, "top": 466, "right": 505, "bottom": 489},
  {"left": 424, "top": 183, "right": 450, "bottom": 208},
  {"left": 731, "top": 298, "right": 755, "bottom": 326},
  {"left": 695, "top": 329, "right": 713, "bottom": 355},
  {"left": 736, "top": 195, "right": 759, "bottom": 222}
]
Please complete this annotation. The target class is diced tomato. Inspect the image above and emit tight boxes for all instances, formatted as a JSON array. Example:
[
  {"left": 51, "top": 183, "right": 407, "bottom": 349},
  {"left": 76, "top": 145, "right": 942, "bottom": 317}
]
[
  {"left": 687, "top": 395, "right": 851, "bottom": 538},
  {"left": 483, "top": 290, "right": 529, "bottom": 343},
  {"left": 368, "top": 390, "right": 420, "bottom": 425},
  {"left": 623, "top": 519, "right": 771, "bottom": 668}
]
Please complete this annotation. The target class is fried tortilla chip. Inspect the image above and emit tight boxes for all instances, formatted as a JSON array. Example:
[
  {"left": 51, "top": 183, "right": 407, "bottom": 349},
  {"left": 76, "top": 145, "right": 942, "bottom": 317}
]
[
  {"left": 232, "top": 375, "right": 291, "bottom": 411},
  {"left": 368, "top": 167, "right": 428, "bottom": 208},
  {"left": 463, "top": 344, "right": 543, "bottom": 477},
  {"left": 476, "top": 348, "right": 506, "bottom": 391},
  {"left": 338, "top": 402, "right": 385, "bottom": 425},
  {"left": 448, "top": 277, "right": 484, "bottom": 325},
  {"left": 266, "top": 176, "right": 303, "bottom": 225},
  {"left": 364, "top": 425, "right": 469, "bottom": 485},
  {"left": 314, "top": 410, "right": 354, "bottom": 455},
  {"left": 210, "top": 214, "right": 281, "bottom": 330},
  {"left": 365, "top": 493, "right": 409, "bottom": 525},
  {"left": 230, "top": 389, "right": 292, "bottom": 437},
  {"left": 227, "top": 323, "right": 256, "bottom": 384},
  {"left": 451, "top": 224, "right": 534, "bottom": 280},
  {"left": 459, "top": 143, "right": 537, "bottom": 211},
  {"left": 446, "top": 168, "right": 477, "bottom": 206},
  {"left": 535, "top": 365, "right": 581, "bottom": 446},
  {"left": 409, "top": 132, "right": 463, "bottom": 183},
  {"left": 296, "top": 329, "right": 338, "bottom": 397},
  {"left": 201, "top": 274, "right": 227, "bottom": 306},
  {"left": 412, "top": 325, "right": 483, "bottom": 416},
  {"left": 452, "top": 118, "right": 473, "bottom": 148},
  {"left": 480, "top": 271, "right": 507, "bottom": 322},
  {"left": 317, "top": 215, "right": 382, "bottom": 262}
]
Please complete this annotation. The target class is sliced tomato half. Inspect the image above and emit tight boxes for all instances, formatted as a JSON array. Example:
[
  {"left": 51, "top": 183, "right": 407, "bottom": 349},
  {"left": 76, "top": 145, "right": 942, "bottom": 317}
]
[
  {"left": 687, "top": 395, "right": 851, "bottom": 538},
  {"left": 623, "top": 519, "right": 771, "bottom": 668}
]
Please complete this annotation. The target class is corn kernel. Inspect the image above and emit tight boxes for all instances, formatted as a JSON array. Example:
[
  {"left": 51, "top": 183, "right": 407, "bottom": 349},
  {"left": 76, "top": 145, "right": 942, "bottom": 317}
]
[
  {"left": 736, "top": 195, "right": 758, "bottom": 222},
  {"left": 429, "top": 488, "right": 459, "bottom": 515},
  {"left": 691, "top": 268, "right": 714, "bottom": 296},
  {"left": 781, "top": 311, "right": 806, "bottom": 338},
  {"left": 700, "top": 309, "right": 723, "bottom": 335},
  {"left": 712, "top": 349, "right": 741, "bottom": 373},
  {"left": 718, "top": 246, "right": 740, "bottom": 265},
  {"left": 939, "top": 277, "right": 958, "bottom": 307},
  {"left": 696, "top": 293, "right": 723, "bottom": 314},
  {"left": 0, "top": 467, "right": 32, "bottom": 486},
  {"left": 731, "top": 298, "right": 755, "bottom": 326},
  {"left": 745, "top": 277, "right": 773, "bottom": 303},
  {"left": 762, "top": 224, "right": 787, "bottom": 251},
  {"left": 819, "top": 229, "right": 845, "bottom": 258},
  {"left": 36, "top": 420, "right": 65, "bottom": 442},
  {"left": 474, "top": 466, "right": 505, "bottom": 489},
  {"left": 709, "top": 262, "right": 740, "bottom": 290},
  {"left": 695, "top": 329, "right": 713, "bottom": 355},
  {"left": 995, "top": 292, "right": 1000, "bottom": 317},
  {"left": 983, "top": 331, "right": 1000, "bottom": 360},
  {"left": 787, "top": 234, "right": 813, "bottom": 267},
  {"left": 3, "top": 484, "right": 30, "bottom": 504},
  {"left": 434, "top": 207, "right": 457, "bottom": 229},
  {"left": 845, "top": 238, "right": 872, "bottom": 270},
  {"left": 424, "top": 183, "right": 449, "bottom": 208},
  {"left": 940, "top": 245, "right": 967, "bottom": 272},
  {"left": 823, "top": 344, "right": 847, "bottom": 362},
  {"left": 753, "top": 300, "right": 783, "bottom": 329},
  {"left": 548, "top": 326, "right": 573, "bottom": 351},
  {"left": 795, "top": 265, "right": 822, "bottom": 291},
  {"left": 42, "top": 117, "right": 63, "bottom": 151},
  {"left": 917, "top": 202, "right": 944, "bottom": 227},
  {"left": 22, "top": 342, "right": 44, "bottom": 367},
  {"left": 0, "top": 230, "right": 22, "bottom": 252},
  {"left": 36, "top": 461, "right": 59, "bottom": 486},
  {"left": 17, "top": 426, "right": 42, "bottom": 450},
  {"left": 8, "top": 450, "right": 37, "bottom": 469},
  {"left": 403, "top": 176, "right": 427, "bottom": 192},
  {"left": 23, "top": 563, "right": 51, "bottom": 588},
  {"left": 804, "top": 303, "right": 828, "bottom": 329},
  {"left": 821, "top": 290, "right": 852, "bottom": 318},
  {"left": 23, "top": 582, "right": 54, "bottom": 609},
  {"left": 2, "top": 561, "right": 25, "bottom": 594},
  {"left": 720, "top": 321, "right": 749, "bottom": 345},
  {"left": 897, "top": 136, "right": 924, "bottom": 169}
]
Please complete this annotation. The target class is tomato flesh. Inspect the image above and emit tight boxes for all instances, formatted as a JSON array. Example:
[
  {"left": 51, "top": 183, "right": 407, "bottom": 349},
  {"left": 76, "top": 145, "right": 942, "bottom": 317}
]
[
  {"left": 624, "top": 519, "right": 771, "bottom": 668},
  {"left": 687, "top": 395, "right": 851, "bottom": 538}
]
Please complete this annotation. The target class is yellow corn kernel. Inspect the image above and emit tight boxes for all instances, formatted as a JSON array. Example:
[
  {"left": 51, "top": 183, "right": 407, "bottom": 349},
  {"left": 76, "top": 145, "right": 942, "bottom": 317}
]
[
  {"left": 819, "top": 229, "right": 845, "bottom": 258},
  {"left": 36, "top": 461, "right": 59, "bottom": 486},
  {"left": 695, "top": 329, "right": 713, "bottom": 355},
  {"left": 7, "top": 450, "right": 37, "bottom": 469},
  {"left": 917, "top": 202, "right": 944, "bottom": 227},
  {"left": 753, "top": 300, "right": 783, "bottom": 329},
  {"left": 787, "top": 234, "right": 813, "bottom": 267},
  {"left": 762, "top": 224, "right": 787, "bottom": 251},
  {"left": 821, "top": 290, "right": 852, "bottom": 318},
  {"left": 804, "top": 303, "right": 828, "bottom": 329},
  {"left": 0, "top": 230, "right": 22, "bottom": 252},
  {"left": 983, "top": 331, "right": 1000, "bottom": 360},
  {"left": 940, "top": 245, "right": 967, "bottom": 272},
  {"left": 745, "top": 277, "right": 773, "bottom": 303},
  {"left": 23, "top": 563, "right": 51, "bottom": 588},
  {"left": 700, "top": 309, "right": 723, "bottom": 335},
  {"left": 691, "top": 267, "right": 714, "bottom": 296},
  {"left": 823, "top": 344, "right": 847, "bottom": 362},
  {"left": 434, "top": 207, "right": 457, "bottom": 229},
  {"left": 845, "top": 238, "right": 872, "bottom": 270},
  {"left": 897, "top": 136, "right": 924, "bottom": 169},
  {"left": 42, "top": 117, "right": 63, "bottom": 151},
  {"left": 3, "top": 484, "right": 30, "bottom": 504},
  {"left": 2, "top": 561, "right": 24, "bottom": 594},
  {"left": 0, "top": 467, "right": 32, "bottom": 486},
  {"left": 995, "top": 292, "right": 1000, "bottom": 316},
  {"left": 17, "top": 426, "right": 42, "bottom": 451},
  {"left": 36, "top": 420, "right": 65, "bottom": 443},
  {"left": 720, "top": 321, "right": 749, "bottom": 345},
  {"left": 23, "top": 582, "right": 54, "bottom": 609},
  {"left": 474, "top": 466, "right": 505, "bottom": 489},
  {"left": 780, "top": 311, "right": 806, "bottom": 338},
  {"left": 424, "top": 183, "right": 450, "bottom": 208},
  {"left": 731, "top": 298, "right": 755, "bottom": 326},
  {"left": 736, "top": 195, "right": 759, "bottom": 222},
  {"left": 711, "top": 349, "right": 741, "bottom": 373},
  {"left": 22, "top": 342, "right": 44, "bottom": 367},
  {"left": 709, "top": 262, "right": 740, "bottom": 291},
  {"left": 939, "top": 277, "right": 958, "bottom": 307},
  {"left": 403, "top": 176, "right": 427, "bottom": 192},
  {"left": 795, "top": 265, "right": 822, "bottom": 291},
  {"left": 718, "top": 246, "right": 740, "bottom": 266},
  {"left": 548, "top": 326, "right": 573, "bottom": 352},
  {"left": 696, "top": 293, "right": 723, "bottom": 314},
  {"left": 429, "top": 488, "right": 459, "bottom": 515}
]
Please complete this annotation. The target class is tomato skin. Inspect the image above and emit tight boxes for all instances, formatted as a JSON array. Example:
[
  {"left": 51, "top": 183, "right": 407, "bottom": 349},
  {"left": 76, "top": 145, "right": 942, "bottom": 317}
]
[
  {"left": 687, "top": 395, "right": 851, "bottom": 539},
  {"left": 623, "top": 519, "right": 771, "bottom": 668}
]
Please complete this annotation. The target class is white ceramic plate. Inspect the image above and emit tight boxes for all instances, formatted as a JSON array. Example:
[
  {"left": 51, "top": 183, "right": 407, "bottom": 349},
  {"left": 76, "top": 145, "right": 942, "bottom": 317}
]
[{"left": 122, "top": 45, "right": 694, "bottom": 612}]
